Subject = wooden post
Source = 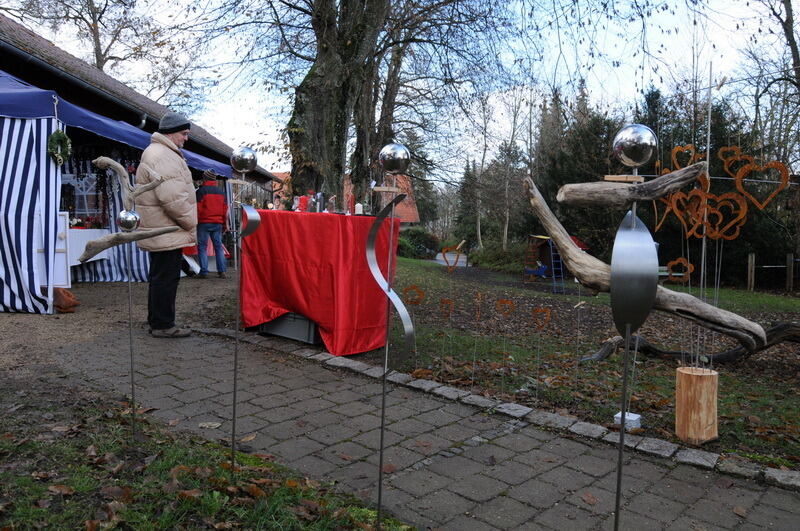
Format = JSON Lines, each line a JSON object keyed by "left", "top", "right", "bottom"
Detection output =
{"left": 675, "top": 367, "right": 718, "bottom": 445}
{"left": 787, "top": 253, "right": 794, "bottom": 292}
{"left": 747, "top": 253, "right": 755, "bottom": 292}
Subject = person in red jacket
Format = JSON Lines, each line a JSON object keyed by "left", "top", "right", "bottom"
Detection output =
{"left": 195, "top": 170, "right": 229, "bottom": 279}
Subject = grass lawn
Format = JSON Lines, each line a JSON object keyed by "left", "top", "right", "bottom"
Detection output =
{"left": 358, "top": 257, "right": 800, "bottom": 469}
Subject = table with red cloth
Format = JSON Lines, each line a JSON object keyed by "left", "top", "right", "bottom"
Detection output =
{"left": 241, "top": 210, "right": 400, "bottom": 356}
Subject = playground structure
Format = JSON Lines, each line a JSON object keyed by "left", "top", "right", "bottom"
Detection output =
{"left": 523, "top": 234, "right": 589, "bottom": 294}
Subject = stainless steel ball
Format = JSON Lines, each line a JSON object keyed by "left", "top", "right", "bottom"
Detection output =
{"left": 612, "top": 124, "right": 658, "bottom": 168}
{"left": 117, "top": 209, "right": 140, "bottom": 232}
{"left": 230, "top": 146, "right": 258, "bottom": 173}
{"left": 378, "top": 143, "right": 411, "bottom": 174}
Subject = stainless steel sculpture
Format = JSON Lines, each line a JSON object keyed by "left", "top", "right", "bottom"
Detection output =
{"left": 228, "top": 152, "right": 262, "bottom": 478}
{"left": 609, "top": 125, "right": 659, "bottom": 531}
{"left": 612, "top": 124, "right": 657, "bottom": 168}
{"left": 369, "top": 142, "right": 415, "bottom": 529}
{"left": 116, "top": 210, "right": 141, "bottom": 232}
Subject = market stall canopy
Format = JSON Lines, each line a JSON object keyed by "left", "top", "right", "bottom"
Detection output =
{"left": 0, "top": 69, "right": 232, "bottom": 177}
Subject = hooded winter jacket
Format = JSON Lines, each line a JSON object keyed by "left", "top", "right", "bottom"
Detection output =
{"left": 135, "top": 133, "right": 197, "bottom": 252}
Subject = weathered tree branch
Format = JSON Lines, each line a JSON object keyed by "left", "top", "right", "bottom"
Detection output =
{"left": 78, "top": 227, "right": 180, "bottom": 262}
{"left": 582, "top": 323, "right": 800, "bottom": 363}
{"left": 523, "top": 176, "right": 767, "bottom": 352}
{"left": 92, "top": 157, "right": 163, "bottom": 211}
{"left": 556, "top": 162, "right": 707, "bottom": 208}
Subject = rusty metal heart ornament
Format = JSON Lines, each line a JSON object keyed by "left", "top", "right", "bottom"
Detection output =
{"left": 670, "top": 189, "right": 707, "bottom": 238}
{"left": 735, "top": 161, "right": 790, "bottom": 210}
{"left": 441, "top": 245, "right": 463, "bottom": 273}
{"left": 703, "top": 192, "right": 748, "bottom": 240}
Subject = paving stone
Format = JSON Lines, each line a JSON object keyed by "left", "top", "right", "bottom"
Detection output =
{"left": 431, "top": 385, "right": 471, "bottom": 400}
{"left": 716, "top": 456, "right": 763, "bottom": 480}
{"left": 683, "top": 498, "right": 748, "bottom": 529}
{"left": 447, "top": 473, "right": 509, "bottom": 502}
{"left": 664, "top": 516, "right": 731, "bottom": 531}
{"left": 325, "top": 357, "right": 371, "bottom": 372}
{"left": 289, "top": 454, "right": 338, "bottom": 476}
{"left": 636, "top": 437, "right": 679, "bottom": 458}
{"left": 495, "top": 402, "right": 533, "bottom": 418}
{"left": 318, "top": 441, "right": 372, "bottom": 464}
{"left": 760, "top": 486, "right": 800, "bottom": 512}
{"left": 404, "top": 489, "right": 475, "bottom": 525}
{"left": 361, "top": 366, "right": 386, "bottom": 378}
{"left": 310, "top": 352, "right": 335, "bottom": 361}
{"left": 564, "top": 454, "right": 618, "bottom": 477}
{"left": 593, "top": 472, "right": 654, "bottom": 499}
{"left": 460, "top": 443, "right": 515, "bottom": 466}
{"left": 743, "top": 503, "right": 800, "bottom": 529}
{"left": 492, "top": 432, "right": 542, "bottom": 453}
{"left": 292, "top": 348, "right": 322, "bottom": 358}
{"left": 386, "top": 372, "right": 413, "bottom": 384}
{"left": 513, "top": 448, "right": 566, "bottom": 474}
{"left": 541, "top": 437, "right": 591, "bottom": 459}
{"left": 470, "top": 494, "right": 540, "bottom": 529}
{"left": 565, "top": 486, "right": 617, "bottom": 515}
{"left": 305, "top": 422, "right": 360, "bottom": 445}
{"left": 602, "top": 511, "right": 666, "bottom": 531}
{"left": 626, "top": 491, "right": 685, "bottom": 522}
{"left": 519, "top": 425, "right": 558, "bottom": 441}
{"left": 389, "top": 417, "right": 435, "bottom": 437}
{"left": 270, "top": 436, "right": 324, "bottom": 461}
{"left": 434, "top": 422, "right": 482, "bottom": 442}
{"left": 415, "top": 407, "right": 462, "bottom": 427}
{"left": 602, "top": 431, "right": 642, "bottom": 449}
{"left": 676, "top": 448, "right": 720, "bottom": 469}
{"left": 534, "top": 501, "right": 601, "bottom": 530}
{"left": 326, "top": 389, "right": 367, "bottom": 404}
{"left": 440, "top": 515, "right": 501, "bottom": 531}
{"left": 647, "top": 477, "right": 707, "bottom": 505}
{"left": 460, "top": 394, "right": 500, "bottom": 409}
{"left": 484, "top": 460, "right": 538, "bottom": 486}
{"left": 538, "top": 465, "right": 596, "bottom": 492}
{"left": 365, "top": 445, "right": 424, "bottom": 470}
{"left": 327, "top": 460, "right": 378, "bottom": 491}
{"left": 526, "top": 410, "right": 577, "bottom": 429}
{"left": 406, "top": 378, "right": 442, "bottom": 392}
{"left": 427, "top": 455, "right": 487, "bottom": 480}
{"left": 331, "top": 401, "right": 377, "bottom": 417}
{"left": 390, "top": 469, "right": 452, "bottom": 497}
{"left": 255, "top": 405, "right": 302, "bottom": 423}
{"left": 569, "top": 421, "right": 608, "bottom": 439}
{"left": 399, "top": 433, "right": 452, "bottom": 456}
{"left": 351, "top": 427, "right": 404, "bottom": 450}
{"left": 764, "top": 467, "right": 800, "bottom": 491}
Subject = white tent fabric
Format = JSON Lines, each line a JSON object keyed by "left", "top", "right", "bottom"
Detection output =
{"left": 0, "top": 116, "right": 60, "bottom": 313}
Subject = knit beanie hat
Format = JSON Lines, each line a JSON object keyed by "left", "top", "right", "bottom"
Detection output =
{"left": 158, "top": 111, "right": 191, "bottom": 134}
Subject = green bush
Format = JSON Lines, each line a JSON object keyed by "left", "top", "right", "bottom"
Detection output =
{"left": 400, "top": 227, "right": 439, "bottom": 259}
{"left": 468, "top": 242, "right": 527, "bottom": 273}
{"left": 397, "top": 237, "right": 417, "bottom": 258}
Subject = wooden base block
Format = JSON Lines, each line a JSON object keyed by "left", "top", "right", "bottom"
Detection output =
{"left": 675, "top": 367, "right": 718, "bottom": 445}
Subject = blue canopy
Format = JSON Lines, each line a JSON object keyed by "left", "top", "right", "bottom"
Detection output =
{"left": 0, "top": 70, "right": 232, "bottom": 177}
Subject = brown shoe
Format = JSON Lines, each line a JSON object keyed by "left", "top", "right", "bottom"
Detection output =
{"left": 150, "top": 327, "right": 191, "bottom": 338}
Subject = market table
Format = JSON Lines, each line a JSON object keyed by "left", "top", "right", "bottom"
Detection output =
{"left": 241, "top": 210, "right": 399, "bottom": 356}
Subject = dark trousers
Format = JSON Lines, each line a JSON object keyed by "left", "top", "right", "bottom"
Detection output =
{"left": 148, "top": 248, "right": 183, "bottom": 330}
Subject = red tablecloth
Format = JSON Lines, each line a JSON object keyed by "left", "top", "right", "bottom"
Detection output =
{"left": 241, "top": 210, "right": 399, "bottom": 356}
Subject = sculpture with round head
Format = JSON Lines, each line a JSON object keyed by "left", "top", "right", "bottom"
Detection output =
{"left": 612, "top": 124, "right": 658, "bottom": 168}
{"left": 117, "top": 210, "right": 141, "bottom": 232}
{"left": 231, "top": 146, "right": 258, "bottom": 173}
{"left": 378, "top": 143, "right": 411, "bottom": 174}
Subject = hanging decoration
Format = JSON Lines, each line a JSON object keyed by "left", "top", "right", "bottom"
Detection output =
{"left": 734, "top": 161, "right": 790, "bottom": 210}
{"left": 47, "top": 129, "right": 72, "bottom": 166}
{"left": 666, "top": 257, "right": 694, "bottom": 283}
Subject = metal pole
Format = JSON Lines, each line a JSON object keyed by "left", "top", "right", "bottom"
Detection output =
{"left": 126, "top": 241, "right": 137, "bottom": 441}
{"left": 614, "top": 324, "right": 632, "bottom": 531}
{"left": 376, "top": 174, "right": 398, "bottom": 531}
{"left": 230, "top": 204, "right": 241, "bottom": 480}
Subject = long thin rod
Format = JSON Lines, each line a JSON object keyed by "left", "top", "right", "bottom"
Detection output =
{"left": 230, "top": 206, "right": 241, "bottom": 480}
{"left": 614, "top": 323, "right": 632, "bottom": 531}
{"left": 376, "top": 175, "right": 398, "bottom": 531}
{"left": 126, "top": 241, "right": 137, "bottom": 441}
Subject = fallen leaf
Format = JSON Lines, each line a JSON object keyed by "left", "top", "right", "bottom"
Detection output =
{"left": 178, "top": 489, "right": 203, "bottom": 500}
{"left": 244, "top": 484, "right": 266, "bottom": 498}
{"left": 36, "top": 499, "right": 51, "bottom": 508}
{"left": 240, "top": 433, "right": 257, "bottom": 443}
{"left": 169, "top": 465, "right": 192, "bottom": 478}
{"left": 162, "top": 478, "right": 181, "bottom": 493}
{"left": 581, "top": 492, "right": 599, "bottom": 506}
{"left": 214, "top": 523, "right": 235, "bottom": 530}
{"left": 231, "top": 497, "right": 255, "bottom": 506}
{"left": 198, "top": 422, "right": 222, "bottom": 429}
{"left": 382, "top": 464, "right": 397, "bottom": 474}
{"left": 194, "top": 467, "right": 213, "bottom": 478}
{"left": 291, "top": 505, "right": 314, "bottom": 520}
{"left": 285, "top": 479, "right": 300, "bottom": 488}
{"left": 85, "top": 445, "right": 98, "bottom": 458}
{"left": 100, "top": 486, "right": 133, "bottom": 503}
{"left": 733, "top": 506, "right": 747, "bottom": 518}
{"left": 168, "top": 419, "right": 180, "bottom": 427}
{"left": 48, "top": 484, "right": 75, "bottom": 495}
{"left": 337, "top": 453, "right": 353, "bottom": 461}
{"left": 31, "top": 471, "right": 53, "bottom": 480}
{"left": 84, "top": 520, "right": 100, "bottom": 531}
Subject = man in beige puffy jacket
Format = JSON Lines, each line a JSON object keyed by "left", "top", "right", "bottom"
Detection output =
{"left": 136, "top": 111, "right": 197, "bottom": 338}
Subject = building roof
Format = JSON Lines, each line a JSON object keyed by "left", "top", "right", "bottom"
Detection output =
{"left": 0, "top": 13, "right": 276, "bottom": 182}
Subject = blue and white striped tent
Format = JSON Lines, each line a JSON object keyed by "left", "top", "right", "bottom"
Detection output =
{"left": 0, "top": 69, "right": 232, "bottom": 313}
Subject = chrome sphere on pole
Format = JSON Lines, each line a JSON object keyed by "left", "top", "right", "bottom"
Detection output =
{"left": 117, "top": 209, "right": 141, "bottom": 232}
{"left": 230, "top": 146, "right": 258, "bottom": 173}
{"left": 612, "top": 124, "right": 658, "bottom": 168}
{"left": 378, "top": 143, "right": 411, "bottom": 174}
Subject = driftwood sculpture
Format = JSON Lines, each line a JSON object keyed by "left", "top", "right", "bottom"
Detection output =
{"left": 77, "top": 157, "right": 178, "bottom": 262}
{"left": 524, "top": 161, "right": 798, "bottom": 362}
